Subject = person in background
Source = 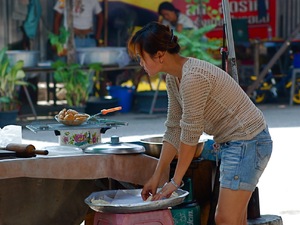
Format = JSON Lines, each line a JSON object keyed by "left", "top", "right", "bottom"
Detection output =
{"left": 53, "top": 0, "right": 104, "bottom": 48}
{"left": 158, "top": 1, "right": 197, "bottom": 32}
{"left": 128, "top": 22, "right": 272, "bottom": 225}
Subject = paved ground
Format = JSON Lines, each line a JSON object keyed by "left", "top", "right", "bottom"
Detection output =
{"left": 18, "top": 103, "right": 300, "bottom": 224}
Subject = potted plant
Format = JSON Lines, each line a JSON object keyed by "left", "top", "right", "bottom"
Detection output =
{"left": 0, "top": 47, "right": 28, "bottom": 127}
{"left": 51, "top": 60, "right": 102, "bottom": 110}
{"left": 48, "top": 27, "right": 70, "bottom": 56}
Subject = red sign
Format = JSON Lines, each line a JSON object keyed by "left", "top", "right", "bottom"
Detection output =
{"left": 172, "top": 0, "right": 276, "bottom": 40}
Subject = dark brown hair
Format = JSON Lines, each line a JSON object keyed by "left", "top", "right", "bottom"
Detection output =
{"left": 127, "top": 21, "right": 180, "bottom": 60}
{"left": 158, "top": 2, "right": 180, "bottom": 15}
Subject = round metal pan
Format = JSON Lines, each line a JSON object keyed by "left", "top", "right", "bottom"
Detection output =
{"left": 85, "top": 188, "right": 189, "bottom": 213}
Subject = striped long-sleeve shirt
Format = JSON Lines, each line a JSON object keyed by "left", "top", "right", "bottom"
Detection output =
{"left": 163, "top": 57, "right": 266, "bottom": 149}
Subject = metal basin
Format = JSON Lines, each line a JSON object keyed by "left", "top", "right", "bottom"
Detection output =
{"left": 6, "top": 50, "right": 40, "bottom": 67}
{"left": 139, "top": 136, "right": 206, "bottom": 159}
{"left": 76, "top": 47, "right": 130, "bottom": 66}
{"left": 85, "top": 188, "right": 189, "bottom": 213}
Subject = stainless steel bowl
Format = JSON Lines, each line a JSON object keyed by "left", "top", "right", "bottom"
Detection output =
{"left": 6, "top": 50, "right": 40, "bottom": 67}
{"left": 139, "top": 136, "right": 206, "bottom": 159}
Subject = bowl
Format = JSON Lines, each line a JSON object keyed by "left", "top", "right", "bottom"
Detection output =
{"left": 55, "top": 115, "right": 90, "bottom": 126}
{"left": 139, "top": 136, "right": 206, "bottom": 159}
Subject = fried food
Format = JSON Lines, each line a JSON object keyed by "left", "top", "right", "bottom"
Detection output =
{"left": 66, "top": 109, "right": 78, "bottom": 115}
{"left": 64, "top": 113, "right": 74, "bottom": 121}
{"left": 56, "top": 108, "right": 90, "bottom": 125}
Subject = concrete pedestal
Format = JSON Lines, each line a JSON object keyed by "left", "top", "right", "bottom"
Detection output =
{"left": 248, "top": 215, "right": 283, "bottom": 225}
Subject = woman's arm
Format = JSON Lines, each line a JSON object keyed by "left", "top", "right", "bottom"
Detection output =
{"left": 176, "top": 24, "right": 183, "bottom": 32}
{"left": 172, "top": 142, "right": 197, "bottom": 185}
{"left": 95, "top": 12, "right": 104, "bottom": 44}
{"left": 141, "top": 141, "right": 177, "bottom": 200}
{"left": 150, "top": 141, "right": 197, "bottom": 201}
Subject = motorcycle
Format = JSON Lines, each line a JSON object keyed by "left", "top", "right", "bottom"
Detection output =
{"left": 250, "top": 69, "right": 278, "bottom": 104}
{"left": 250, "top": 68, "right": 300, "bottom": 104}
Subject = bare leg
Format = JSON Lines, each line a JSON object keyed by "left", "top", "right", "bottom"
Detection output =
{"left": 215, "top": 187, "right": 252, "bottom": 225}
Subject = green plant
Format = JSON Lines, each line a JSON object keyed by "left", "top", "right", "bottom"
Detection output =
{"left": 0, "top": 47, "right": 27, "bottom": 111}
{"left": 176, "top": 24, "right": 222, "bottom": 65}
{"left": 52, "top": 61, "right": 102, "bottom": 107}
{"left": 186, "top": 0, "right": 221, "bottom": 20}
{"left": 49, "top": 27, "right": 70, "bottom": 56}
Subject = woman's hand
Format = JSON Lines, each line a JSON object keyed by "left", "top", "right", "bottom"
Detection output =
{"left": 152, "top": 181, "right": 178, "bottom": 201}
{"left": 141, "top": 176, "right": 160, "bottom": 201}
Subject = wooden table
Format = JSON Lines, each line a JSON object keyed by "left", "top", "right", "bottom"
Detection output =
{"left": 0, "top": 152, "right": 168, "bottom": 225}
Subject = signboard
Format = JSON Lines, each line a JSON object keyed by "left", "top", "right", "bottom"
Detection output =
{"left": 172, "top": 0, "right": 277, "bottom": 40}
{"left": 103, "top": 0, "right": 277, "bottom": 41}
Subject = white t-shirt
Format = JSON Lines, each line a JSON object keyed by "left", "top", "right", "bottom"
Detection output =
{"left": 54, "top": 0, "right": 102, "bottom": 30}
{"left": 162, "top": 13, "right": 197, "bottom": 30}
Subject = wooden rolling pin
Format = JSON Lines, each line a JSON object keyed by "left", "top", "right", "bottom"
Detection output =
{"left": 0, "top": 143, "right": 49, "bottom": 157}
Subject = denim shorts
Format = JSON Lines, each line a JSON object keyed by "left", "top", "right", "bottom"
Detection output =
{"left": 219, "top": 127, "right": 272, "bottom": 191}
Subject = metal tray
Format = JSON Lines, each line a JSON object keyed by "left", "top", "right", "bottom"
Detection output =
{"left": 85, "top": 188, "right": 189, "bottom": 213}
{"left": 26, "top": 119, "right": 128, "bottom": 133}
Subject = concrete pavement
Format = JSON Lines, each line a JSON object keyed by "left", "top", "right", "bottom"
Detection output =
{"left": 19, "top": 103, "right": 300, "bottom": 224}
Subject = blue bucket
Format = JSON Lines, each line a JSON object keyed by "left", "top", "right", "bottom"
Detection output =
{"left": 107, "top": 86, "right": 134, "bottom": 113}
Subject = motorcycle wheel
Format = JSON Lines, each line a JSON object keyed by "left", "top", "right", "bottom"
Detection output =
{"left": 254, "top": 93, "right": 266, "bottom": 103}
{"left": 293, "top": 89, "right": 300, "bottom": 104}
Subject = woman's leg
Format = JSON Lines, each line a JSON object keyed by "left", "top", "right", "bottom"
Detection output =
{"left": 215, "top": 187, "right": 252, "bottom": 225}
{"left": 215, "top": 128, "right": 272, "bottom": 225}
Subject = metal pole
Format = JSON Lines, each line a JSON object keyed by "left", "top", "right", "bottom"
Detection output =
{"left": 254, "top": 39, "right": 260, "bottom": 79}
{"left": 222, "top": 0, "right": 239, "bottom": 83}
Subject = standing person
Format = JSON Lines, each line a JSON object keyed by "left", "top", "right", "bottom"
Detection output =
{"left": 158, "top": 1, "right": 197, "bottom": 32}
{"left": 53, "top": 0, "right": 104, "bottom": 48}
{"left": 127, "top": 21, "right": 272, "bottom": 225}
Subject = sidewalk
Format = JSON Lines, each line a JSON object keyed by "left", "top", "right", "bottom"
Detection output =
{"left": 20, "top": 103, "right": 300, "bottom": 224}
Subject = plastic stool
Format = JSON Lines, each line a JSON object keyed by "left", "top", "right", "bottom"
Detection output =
{"left": 93, "top": 209, "right": 174, "bottom": 225}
